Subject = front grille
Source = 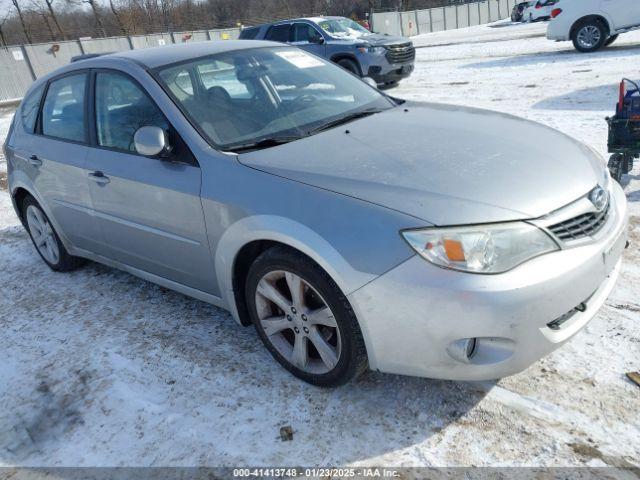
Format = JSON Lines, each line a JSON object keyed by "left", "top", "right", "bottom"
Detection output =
{"left": 548, "top": 202, "right": 610, "bottom": 241}
{"left": 385, "top": 43, "right": 415, "bottom": 64}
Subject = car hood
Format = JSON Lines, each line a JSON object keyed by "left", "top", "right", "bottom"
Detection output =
{"left": 330, "top": 32, "right": 409, "bottom": 46}
{"left": 238, "top": 102, "right": 606, "bottom": 226}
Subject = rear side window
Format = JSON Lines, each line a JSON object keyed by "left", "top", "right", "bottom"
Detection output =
{"left": 21, "top": 84, "right": 45, "bottom": 133}
{"left": 41, "top": 73, "right": 87, "bottom": 143}
{"left": 240, "top": 27, "right": 260, "bottom": 40}
{"left": 95, "top": 72, "right": 168, "bottom": 153}
{"left": 265, "top": 24, "right": 292, "bottom": 42}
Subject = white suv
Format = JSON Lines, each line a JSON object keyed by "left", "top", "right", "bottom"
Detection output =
{"left": 547, "top": 0, "right": 640, "bottom": 52}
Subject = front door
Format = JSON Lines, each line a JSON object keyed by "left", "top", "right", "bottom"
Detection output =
{"left": 85, "top": 70, "right": 215, "bottom": 293}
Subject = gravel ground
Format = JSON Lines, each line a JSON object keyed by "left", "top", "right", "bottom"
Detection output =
{"left": 0, "top": 21, "right": 638, "bottom": 468}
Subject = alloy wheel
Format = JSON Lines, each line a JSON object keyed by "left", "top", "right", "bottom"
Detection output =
{"left": 26, "top": 205, "right": 60, "bottom": 265}
{"left": 254, "top": 270, "right": 341, "bottom": 375}
{"left": 577, "top": 25, "right": 602, "bottom": 49}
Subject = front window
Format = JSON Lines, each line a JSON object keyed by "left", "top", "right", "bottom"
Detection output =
{"left": 317, "top": 18, "right": 371, "bottom": 38}
{"left": 95, "top": 72, "right": 168, "bottom": 152}
{"left": 156, "top": 47, "right": 394, "bottom": 152}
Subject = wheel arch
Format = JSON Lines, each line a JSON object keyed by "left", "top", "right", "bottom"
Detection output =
{"left": 214, "top": 215, "right": 379, "bottom": 328}
{"left": 9, "top": 180, "right": 73, "bottom": 252}
{"left": 329, "top": 54, "right": 362, "bottom": 76}
{"left": 11, "top": 186, "right": 32, "bottom": 225}
{"left": 570, "top": 14, "right": 611, "bottom": 38}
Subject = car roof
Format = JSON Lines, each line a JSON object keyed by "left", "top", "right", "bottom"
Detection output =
{"left": 106, "top": 40, "right": 282, "bottom": 69}
{"left": 271, "top": 16, "right": 343, "bottom": 25}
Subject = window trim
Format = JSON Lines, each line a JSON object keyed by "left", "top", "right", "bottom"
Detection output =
{"left": 36, "top": 69, "right": 91, "bottom": 146}
{"left": 88, "top": 67, "right": 198, "bottom": 166}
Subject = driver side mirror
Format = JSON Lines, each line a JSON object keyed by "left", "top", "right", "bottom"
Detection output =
{"left": 134, "top": 126, "right": 171, "bottom": 157}
{"left": 310, "top": 36, "right": 325, "bottom": 45}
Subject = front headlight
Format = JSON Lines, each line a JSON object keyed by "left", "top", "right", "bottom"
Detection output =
{"left": 401, "top": 222, "right": 559, "bottom": 274}
{"left": 368, "top": 46, "right": 387, "bottom": 54}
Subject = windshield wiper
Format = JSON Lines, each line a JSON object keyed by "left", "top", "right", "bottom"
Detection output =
{"left": 225, "top": 135, "right": 304, "bottom": 153}
{"left": 307, "top": 108, "right": 383, "bottom": 135}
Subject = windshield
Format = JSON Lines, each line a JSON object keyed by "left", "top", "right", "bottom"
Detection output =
{"left": 156, "top": 47, "right": 394, "bottom": 151}
{"left": 317, "top": 18, "right": 371, "bottom": 38}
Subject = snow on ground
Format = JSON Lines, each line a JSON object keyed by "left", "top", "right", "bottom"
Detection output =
{"left": 0, "top": 21, "right": 639, "bottom": 468}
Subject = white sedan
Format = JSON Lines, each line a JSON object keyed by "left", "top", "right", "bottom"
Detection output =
{"left": 523, "top": 0, "right": 558, "bottom": 22}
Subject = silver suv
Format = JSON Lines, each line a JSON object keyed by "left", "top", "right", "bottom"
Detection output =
{"left": 240, "top": 17, "right": 415, "bottom": 88}
{"left": 4, "top": 41, "right": 627, "bottom": 387}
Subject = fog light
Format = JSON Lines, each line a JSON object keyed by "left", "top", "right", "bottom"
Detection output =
{"left": 447, "top": 338, "right": 478, "bottom": 364}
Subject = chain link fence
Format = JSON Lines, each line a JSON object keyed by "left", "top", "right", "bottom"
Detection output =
{"left": 371, "top": 0, "right": 516, "bottom": 36}
{"left": 0, "top": 27, "right": 241, "bottom": 105}
{"left": 0, "top": 1, "right": 517, "bottom": 105}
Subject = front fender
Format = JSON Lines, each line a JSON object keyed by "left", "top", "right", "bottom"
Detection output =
{"left": 214, "top": 214, "right": 380, "bottom": 324}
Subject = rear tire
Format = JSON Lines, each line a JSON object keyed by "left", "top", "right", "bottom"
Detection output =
{"left": 572, "top": 19, "right": 608, "bottom": 52}
{"left": 21, "top": 195, "right": 85, "bottom": 272}
{"left": 605, "top": 34, "right": 619, "bottom": 47}
{"left": 336, "top": 58, "right": 361, "bottom": 77}
{"left": 608, "top": 154, "right": 624, "bottom": 183}
{"left": 245, "top": 246, "right": 368, "bottom": 387}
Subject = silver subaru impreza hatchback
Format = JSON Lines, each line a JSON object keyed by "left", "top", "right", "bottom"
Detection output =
{"left": 4, "top": 41, "right": 628, "bottom": 386}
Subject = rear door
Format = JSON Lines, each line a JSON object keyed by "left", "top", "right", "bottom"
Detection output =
{"left": 602, "top": 0, "right": 640, "bottom": 29}
{"left": 85, "top": 69, "right": 215, "bottom": 292}
{"left": 27, "top": 71, "right": 103, "bottom": 252}
{"left": 291, "top": 22, "right": 327, "bottom": 57}
{"left": 264, "top": 23, "right": 293, "bottom": 44}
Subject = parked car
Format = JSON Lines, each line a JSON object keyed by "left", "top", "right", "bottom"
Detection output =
{"left": 239, "top": 16, "right": 415, "bottom": 89}
{"left": 547, "top": 0, "right": 640, "bottom": 52}
{"left": 511, "top": 1, "right": 533, "bottom": 22}
{"left": 523, "top": 0, "right": 558, "bottom": 22}
{"left": 4, "top": 41, "right": 628, "bottom": 387}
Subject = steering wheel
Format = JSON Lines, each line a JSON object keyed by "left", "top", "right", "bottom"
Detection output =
{"left": 288, "top": 93, "right": 318, "bottom": 110}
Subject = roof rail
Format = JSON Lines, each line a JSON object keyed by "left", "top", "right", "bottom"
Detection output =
{"left": 70, "top": 53, "right": 113, "bottom": 63}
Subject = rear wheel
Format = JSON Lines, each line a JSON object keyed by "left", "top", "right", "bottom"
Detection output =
{"left": 246, "top": 247, "right": 368, "bottom": 387}
{"left": 608, "top": 154, "right": 625, "bottom": 183}
{"left": 572, "top": 19, "right": 608, "bottom": 52}
{"left": 22, "top": 196, "right": 85, "bottom": 271}
{"left": 605, "top": 34, "right": 619, "bottom": 47}
{"left": 336, "top": 58, "right": 361, "bottom": 77}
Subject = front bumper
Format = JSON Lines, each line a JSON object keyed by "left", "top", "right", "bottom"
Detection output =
{"left": 366, "top": 61, "right": 414, "bottom": 85}
{"left": 348, "top": 182, "right": 628, "bottom": 380}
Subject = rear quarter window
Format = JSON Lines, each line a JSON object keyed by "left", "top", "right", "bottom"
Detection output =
{"left": 240, "top": 27, "right": 260, "bottom": 40}
{"left": 20, "top": 83, "right": 45, "bottom": 134}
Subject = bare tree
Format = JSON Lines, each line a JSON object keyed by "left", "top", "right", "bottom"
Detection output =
{"left": 11, "top": 0, "right": 32, "bottom": 43}
{"left": 67, "top": 0, "right": 106, "bottom": 37}
{"left": 109, "top": 0, "right": 128, "bottom": 35}
{"left": 44, "top": 0, "right": 67, "bottom": 39}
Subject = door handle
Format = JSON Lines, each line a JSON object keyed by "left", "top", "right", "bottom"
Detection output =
{"left": 29, "top": 155, "right": 43, "bottom": 167}
{"left": 89, "top": 171, "right": 110, "bottom": 185}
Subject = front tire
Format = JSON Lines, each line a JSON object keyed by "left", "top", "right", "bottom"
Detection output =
{"left": 336, "top": 58, "right": 361, "bottom": 77}
{"left": 572, "top": 19, "right": 608, "bottom": 52}
{"left": 245, "top": 247, "right": 368, "bottom": 387}
{"left": 22, "top": 196, "right": 85, "bottom": 271}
